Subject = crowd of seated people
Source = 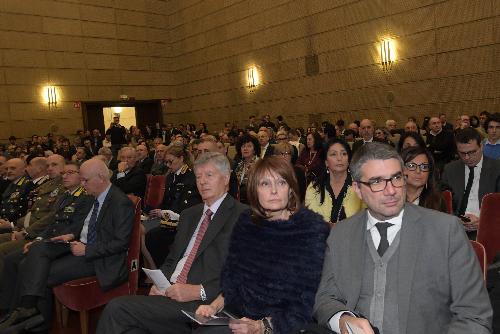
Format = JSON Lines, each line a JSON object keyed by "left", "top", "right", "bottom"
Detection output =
{"left": 0, "top": 111, "right": 497, "bottom": 333}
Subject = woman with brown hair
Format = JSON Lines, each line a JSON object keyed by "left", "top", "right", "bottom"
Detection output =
{"left": 400, "top": 146, "right": 447, "bottom": 212}
{"left": 194, "top": 156, "right": 329, "bottom": 334}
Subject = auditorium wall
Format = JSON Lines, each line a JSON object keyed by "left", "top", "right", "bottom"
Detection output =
{"left": 0, "top": 0, "right": 173, "bottom": 140}
{"left": 166, "top": 0, "right": 500, "bottom": 130}
{"left": 0, "top": 0, "right": 499, "bottom": 139}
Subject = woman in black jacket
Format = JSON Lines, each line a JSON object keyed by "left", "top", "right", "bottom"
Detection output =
{"left": 194, "top": 157, "right": 329, "bottom": 334}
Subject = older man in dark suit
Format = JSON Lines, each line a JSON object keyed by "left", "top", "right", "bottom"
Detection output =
{"left": 0, "top": 158, "right": 134, "bottom": 332}
{"left": 97, "top": 152, "right": 247, "bottom": 334}
{"left": 313, "top": 142, "right": 491, "bottom": 334}
{"left": 111, "top": 147, "right": 146, "bottom": 199}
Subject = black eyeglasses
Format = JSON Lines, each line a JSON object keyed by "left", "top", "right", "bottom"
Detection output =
{"left": 358, "top": 173, "right": 405, "bottom": 192}
{"left": 405, "top": 162, "right": 430, "bottom": 172}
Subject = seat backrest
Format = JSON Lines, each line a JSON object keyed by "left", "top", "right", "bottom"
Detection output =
{"left": 442, "top": 190, "right": 453, "bottom": 214}
{"left": 470, "top": 240, "right": 487, "bottom": 281}
{"left": 477, "top": 193, "right": 500, "bottom": 265}
{"left": 143, "top": 174, "right": 166, "bottom": 208}
{"left": 126, "top": 195, "right": 142, "bottom": 295}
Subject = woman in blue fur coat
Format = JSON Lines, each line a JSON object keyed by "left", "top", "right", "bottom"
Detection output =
{"left": 195, "top": 157, "right": 330, "bottom": 334}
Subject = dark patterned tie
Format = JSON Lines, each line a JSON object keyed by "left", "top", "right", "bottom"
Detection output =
{"left": 86, "top": 200, "right": 100, "bottom": 245}
{"left": 376, "top": 222, "right": 393, "bottom": 256}
{"left": 458, "top": 166, "right": 475, "bottom": 216}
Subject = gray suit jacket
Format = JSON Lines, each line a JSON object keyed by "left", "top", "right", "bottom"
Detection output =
{"left": 161, "top": 194, "right": 247, "bottom": 302}
{"left": 313, "top": 203, "right": 492, "bottom": 334}
{"left": 441, "top": 156, "right": 500, "bottom": 214}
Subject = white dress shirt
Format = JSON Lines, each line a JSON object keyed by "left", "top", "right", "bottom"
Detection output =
{"left": 80, "top": 184, "right": 111, "bottom": 244}
{"left": 170, "top": 193, "right": 227, "bottom": 283}
{"left": 465, "top": 156, "right": 483, "bottom": 217}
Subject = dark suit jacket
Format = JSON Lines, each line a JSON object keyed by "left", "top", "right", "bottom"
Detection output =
{"left": 112, "top": 165, "right": 147, "bottom": 200}
{"left": 82, "top": 185, "right": 135, "bottom": 291}
{"left": 351, "top": 139, "right": 365, "bottom": 154}
{"left": 313, "top": 203, "right": 492, "bottom": 333}
{"left": 161, "top": 195, "right": 247, "bottom": 302}
{"left": 261, "top": 144, "right": 275, "bottom": 158}
{"left": 441, "top": 156, "right": 500, "bottom": 214}
{"left": 138, "top": 157, "right": 154, "bottom": 174}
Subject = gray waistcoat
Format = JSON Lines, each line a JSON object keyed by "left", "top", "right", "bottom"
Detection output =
{"left": 356, "top": 231, "right": 401, "bottom": 334}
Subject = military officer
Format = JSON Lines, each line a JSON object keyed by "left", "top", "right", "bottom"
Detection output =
{"left": 0, "top": 159, "right": 33, "bottom": 229}
{"left": 0, "top": 155, "right": 66, "bottom": 273}
{"left": 0, "top": 162, "right": 94, "bottom": 308}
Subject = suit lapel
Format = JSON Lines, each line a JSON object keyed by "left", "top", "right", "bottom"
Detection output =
{"left": 478, "top": 158, "right": 491, "bottom": 205}
{"left": 96, "top": 186, "right": 113, "bottom": 228}
{"left": 347, "top": 211, "right": 368, "bottom": 309}
{"left": 454, "top": 161, "right": 466, "bottom": 206}
{"left": 195, "top": 196, "right": 234, "bottom": 260}
{"left": 397, "top": 204, "right": 422, "bottom": 334}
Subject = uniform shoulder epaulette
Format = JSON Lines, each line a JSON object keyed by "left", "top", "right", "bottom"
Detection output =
{"left": 179, "top": 164, "right": 190, "bottom": 174}
{"left": 73, "top": 186, "right": 85, "bottom": 197}
{"left": 16, "top": 176, "right": 29, "bottom": 186}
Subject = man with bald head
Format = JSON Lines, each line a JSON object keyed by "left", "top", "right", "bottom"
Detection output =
{"left": 0, "top": 158, "right": 135, "bottom": 332}
{"left": 352, "top": 119, "right": 375, "bottom": 153}
{"left": 0, "top": 159, "right": 32, "bottom": 228}
{"left": 426, "top": 116, "right": 456, "bottom": 171}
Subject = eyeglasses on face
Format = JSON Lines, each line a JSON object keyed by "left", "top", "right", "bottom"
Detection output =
{"left": 457, "top": 149, "right": 479, "bottom": 157}
{"left": 405, "top": 162, "right": 430, "bottom": 172}
{"left": 358, "top": 173, "right": 405, "bottom": 192}
{"left": 62, "top": 170, "right": 79, "bottom": 176}
{"left": 277, "top": 152, "right": 291, "bottom": 156}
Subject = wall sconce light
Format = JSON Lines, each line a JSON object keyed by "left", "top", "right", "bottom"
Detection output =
{"left": 380, "top": 39, "right": 395, "bottom": 71}
{"left": 247, "top": 66, "right": 260, "bottom": 91}
{"left": 46, "top": 86, "right": 58, "bottom": 109}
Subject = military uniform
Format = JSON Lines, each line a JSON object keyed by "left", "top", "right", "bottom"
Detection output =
{"left": 0, "top": 186, "right": 93, "bottom": 275}
{"left": 145, "top": 164, "right": 202, "bottom": 267}
{"left": 0, "top": 176, "right": 33, "bottom": 225}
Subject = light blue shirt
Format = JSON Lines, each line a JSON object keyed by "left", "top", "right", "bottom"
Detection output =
{"left": 80, "top": 184, "right": 112, "bottom": 244}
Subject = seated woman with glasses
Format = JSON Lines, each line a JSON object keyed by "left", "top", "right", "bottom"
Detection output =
{"left": 305, "top": 139, "right": 364, "bottom": 224}
{"left": 194, "top": 157, "right": 329, "bottom": 334}
{"left": 144, "top": 144, "right": 202, "bottom": 267}
{"left": 233, "top": 134, "right": 260, "bottom": 204}
{"left": 273, "top": 142, "right": 306, "bottom": 203}
{"left": 400, "top": 146, "right": 447, "bottom": 212}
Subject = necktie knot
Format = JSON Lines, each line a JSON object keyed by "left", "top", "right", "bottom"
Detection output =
{"left": 205, "top": 209, "right": 213, "bottom": 219}
{"left": 375, "top": 222, "right": 393, "bottom": 257}
{"left": 375, "top": 222, "right": 393, "bottom": 235}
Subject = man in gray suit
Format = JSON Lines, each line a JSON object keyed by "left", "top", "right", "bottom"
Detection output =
{"left": 313, "top": 142, "right": 492, "bottom": 334}
{"left": 97, "top": 152, "right": 247, "bottom": 334}
{"left": 441, "top": 128, "right": 500, "bottom": 239}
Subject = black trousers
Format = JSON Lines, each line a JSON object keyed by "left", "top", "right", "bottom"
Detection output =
{"left": 97, "top": 295, "right": 199, "bottom": 334}
{"left": 145, "top": 227, "right": 177, "bottom": 267}
{"left": 0, "top": 241, "right": 95, "bottom": 326}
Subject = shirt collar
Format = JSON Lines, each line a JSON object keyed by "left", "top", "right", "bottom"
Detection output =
{"left": 364, "top": 137, "right": 373, "bottom": 143}
{"left": 203, "top": 193, "right": 228, "bottom": 216}
{"left": 366, "top": 208, "right": 404, "bottom": 231}
{"left": 485, "top": 138, "right": 500, "bottom": 145}
{"left": 96, "top": 184, "right": 112, "bottom": 207}
{"left": 32, "top": 175, "right": 49, "bottom": 185}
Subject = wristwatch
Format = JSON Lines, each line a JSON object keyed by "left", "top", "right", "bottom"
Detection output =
{"left": 262, "top": 318, "right": 273, "bottom": 334}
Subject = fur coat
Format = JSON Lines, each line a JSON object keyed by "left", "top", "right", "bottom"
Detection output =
{"left": 221, "top": 207, "right": 330, "bottom": 333}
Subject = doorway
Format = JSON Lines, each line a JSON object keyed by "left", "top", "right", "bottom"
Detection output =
{"left": 82, "top": 100, "right": 163, "bottom": 137}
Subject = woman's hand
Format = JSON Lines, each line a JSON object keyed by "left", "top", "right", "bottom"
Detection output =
{"left": 229, "top": 317, "right": 263, "bottom": 334}
{"left": 195, "top": 304, "right": 218, "bottom": 317}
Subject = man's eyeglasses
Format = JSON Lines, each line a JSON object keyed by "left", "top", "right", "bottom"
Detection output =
{"left": 405, "top": 162, "right": 430, "bottom": 172}
{"left": 358, "top": 174, "right": 405, "bottom": 192}
{"left": 277, "top": 152, "right": 291, "bottom": 156}
{"left": 165, "top": 159, "right": 174, "bottom": 164}
{"left": 62, "top": 170, "right": 79, "bottom": 176}
{"left": 457, "top": 149, "right": 479, "bottom": 157}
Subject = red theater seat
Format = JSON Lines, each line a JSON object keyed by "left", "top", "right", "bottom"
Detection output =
{"left": 470, "top": 240, "right": 487, "bottom": 281}
{"left": 442, "top": 190, "right": 453, "bottom": 215}
{"left": 53, "top": 195, "right": 142, "bottom": 334}
{"left": 476, "top": 193, "right": 500, "bottom": 265}
{"left": 143, "top": 174, "right": 166, "bottom": 208}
